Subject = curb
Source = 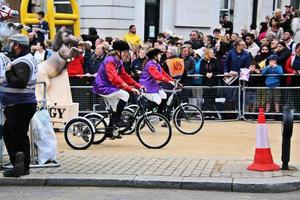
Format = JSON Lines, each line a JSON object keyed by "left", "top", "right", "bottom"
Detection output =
{"left": 1, "top": 174, "right": 300, "bottom": 193}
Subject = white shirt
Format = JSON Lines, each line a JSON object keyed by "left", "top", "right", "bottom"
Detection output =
{"left": 34, "top": 50, "right": 46, "bottom": 65}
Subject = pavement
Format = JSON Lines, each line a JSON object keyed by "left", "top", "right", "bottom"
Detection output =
{"left": 1, "top": 121, "right": 300, "bottom": 193}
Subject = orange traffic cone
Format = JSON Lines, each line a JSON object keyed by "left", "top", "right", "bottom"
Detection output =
{"left": 247, "top": 108, "right": 280, "bottom": 171}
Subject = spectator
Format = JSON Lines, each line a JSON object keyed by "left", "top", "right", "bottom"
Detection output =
{"left": 267, "top": 18, "right": 284, "bottom": 40}
{"left": 81, "top": 27, "right": 100, "bottom": 50}
{"left": 180, "top": 45, "right": 195, "bottom": 85}
{"left": 86, "top": 43, "right": 108, "bottom": 77}
{"left": 257, "top": 22, "right": 268, "bottom": 41}
{"left": 44, "top": 39, "right": 53, "bottom": 54}
{"left": 161, "top": 46, "right": 185, "bottom": 119}
{"left": 245, "top": 33, "right": 260, "bottom": 58}
{"left": 276, "top": 41, "right": 291, "bottom": 68}
{"left": 190, "top": 48, "right": 204, "bottom": 108}
{"left": 67, "top": 42, "right": 85, "bottom": 85}
{"left": 130, "top": 47, "right": 147, "bottom": 82}
{"left": 124, "top": 25, "right": 142, "bottom": 47}
{"left": 221, "top": 14, "right": 233, "bottom": 35}
{"left": 33, "top": 41, "right": 50, "bottom": 64}
{"left": 33, "top": 11, "right": 49, "bottom": 43}
{"left": 229, "top": 33, "right": 239, "bottom": 48}
{"left": 285, "top": 43, "right": 300, "bottom": 113}
{"left": 283, "top": 30, "right": 296, "bottom": 53}
{"left": 95, "top": 38, "right": 104, "bottom": 47}
{"left": 255, "top": 45, "right": 271, "bottom": 69}
{"left": 215, "top": 36, "right": 230, "bottom": 69}
{"left": 260, "top": 37, "right": 272, "bottom": 47}
{"left": 213, "top": 28, "right": 221, "bottom": 39}
{"left": 204, "top": 35, "right": 216, "bottom": 49}
{"left": 285, "top": 42, "right": 300, "bottom": 86}
{"left": 224, "top": 39, "right": 251, "bottom": 77}
{"left": 291, "top": 10, "right": 300, "bottom": 43}
{"left": 188, "top": 30, "right": 204, "bottom": 49}
{"left": 261, "top": 54, "right": 283, "bottom": 115}
{"left": 280, "top": 5, "right": 294, "bottom": 32}
{"left": 270, "top": 39, "right": 279, "bottom": 53}
{"left": 246, "top": 61, "right": 261, "bottom": 113}
{"left": 1, "top": 34, "right": 38, "bottom": 177}
{"left": 201, "top": 48, "right": 221, "bottom": 112}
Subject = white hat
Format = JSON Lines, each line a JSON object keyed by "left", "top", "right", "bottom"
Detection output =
{"left": 84, "top": 40, "right": 92, "bottom": 47}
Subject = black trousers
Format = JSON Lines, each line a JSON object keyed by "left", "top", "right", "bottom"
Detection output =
{"left": 2, "top": 103, "right": 37, "bottom": 170}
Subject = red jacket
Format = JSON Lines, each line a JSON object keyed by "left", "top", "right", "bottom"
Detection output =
{"left": 285, "top": 54, "right": 295, "bottom": 86}
{"left": 67, "top": 54, "right": 84, "bottom": 77}
{"left": 106, "top": 60, "right": 141, "bottom": 92}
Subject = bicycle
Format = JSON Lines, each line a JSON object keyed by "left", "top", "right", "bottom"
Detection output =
{"left": 164, "top": 81, "right": 204, "bottom": 135}
{"left": 122, "top": 82, "right": 204, "bottom": 135}
{"left": 64, "top": 89, "right": 172, "bottom": 149}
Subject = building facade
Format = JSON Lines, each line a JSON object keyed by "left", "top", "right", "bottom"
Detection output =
{"left": 8, "top": 0, "right": 300, "bottom": 41}
{"left": 77, "top": 0, "right": 299, "bottom": 41}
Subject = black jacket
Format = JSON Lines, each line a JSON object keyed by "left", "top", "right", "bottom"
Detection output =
{"left": 200, "top": 58, "right": 221, "bottom": 86}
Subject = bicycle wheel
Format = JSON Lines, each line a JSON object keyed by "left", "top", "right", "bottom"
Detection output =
{"left": 84, "top": 113, "right": 107, "bottom": 144}
{"left": 173, "top": 104, "right": 204, "bottom": 135}
{"left": 64, "top": 117, "right": 95, "bottom": 150}
{"left": 136, "top": 113, "right": 172, "bottom": 149}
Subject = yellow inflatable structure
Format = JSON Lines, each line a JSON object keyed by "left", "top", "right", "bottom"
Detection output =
{"left": 20, "top": 0, "right": 80, "bottom": 40}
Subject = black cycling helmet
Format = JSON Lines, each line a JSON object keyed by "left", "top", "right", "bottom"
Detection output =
{"left": 146, "top": 48, "right": 162, "bottom": 58}
{"left": 112, "top": 40, "right": 130, "bottom": 51}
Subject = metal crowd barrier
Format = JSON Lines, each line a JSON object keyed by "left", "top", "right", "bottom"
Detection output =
{"left": 1, "top": 82, "right": 60, "bottom": 169}
{"left": 70, "top": 85, "right": 241, "bottom": 120}
{"left": 70, "top": 73, "right": 300, "bottom": 122}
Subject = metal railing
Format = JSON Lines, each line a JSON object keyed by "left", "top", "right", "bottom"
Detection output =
{"left": 70, "top": 73, "right": 300, "bottom": 121}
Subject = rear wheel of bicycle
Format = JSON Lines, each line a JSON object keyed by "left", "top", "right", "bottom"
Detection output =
{"left": 84, "top": 113, "right": 107, "bottom": 144}
{"left": 173, "top": 104, "right": 204, "bottom": 135}
{"left": 136, "top": 113, "right": 172, "bottom": 149}
{"left": 64, "top": 117, "right": 95, "bottom": 150}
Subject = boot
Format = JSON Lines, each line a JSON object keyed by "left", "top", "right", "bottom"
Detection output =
{"left": 115, "top": 100, "right": 129, "bottom": 128}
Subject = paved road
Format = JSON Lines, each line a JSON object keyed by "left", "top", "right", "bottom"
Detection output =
{"left": 1, "top": 186, "right": 300, "bottom": 200}
{"left": 57, "top": 121, "right": 300, "bottom": 165}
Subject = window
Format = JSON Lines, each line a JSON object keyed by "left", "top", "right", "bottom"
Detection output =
{"left": 291, "top": 0, "right": 299, "bottom": 9}
{"left": 220, "top": 0, "right": 234, "bottom": 23}
{"left": 54, "top": 0, "right": 72, "bottom": 13}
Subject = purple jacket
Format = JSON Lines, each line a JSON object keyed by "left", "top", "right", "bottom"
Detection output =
{"left": 93, "top": 56, "right": 121, "bottom": 95}
{"left": 139, "top": 60, "right": 162, "bottom": 93}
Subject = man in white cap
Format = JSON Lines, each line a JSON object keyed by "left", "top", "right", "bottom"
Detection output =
{"left": 0, "top": 34, "right": 38, "bottom": 177}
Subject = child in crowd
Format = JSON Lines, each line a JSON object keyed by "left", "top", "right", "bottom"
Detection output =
{"left": 261, "top": 54, "right": 283, "bottom": 116}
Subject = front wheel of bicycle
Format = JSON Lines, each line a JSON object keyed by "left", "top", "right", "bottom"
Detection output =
{"left": 136, "top": 113, "right": 172, "bottom": 149}
{"left": 64, "top": 117, "right": 95, "bottom": 150}
{"left": 173, "top": 104, "right": 204, "bottom": 135}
